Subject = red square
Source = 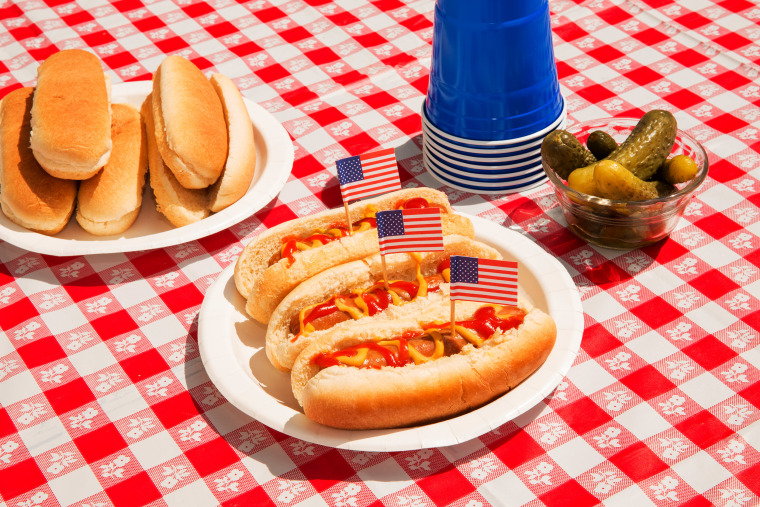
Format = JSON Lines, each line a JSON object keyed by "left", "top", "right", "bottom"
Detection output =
{"left": 539, "top": 229, "right": 586, "bottom": 257}
{"left": 119, "top": 349, "right": 169, "bottom": 383}
{"left": 554, "top": 22, "right": 588, "bottom": 42}
{"left": 256, "top": 62, "right": 291, "bottom": 84}
{"left": 682, "top": 336, "right": 737, "bottom": 371}
{"left": 739, "top": 382, "right": 760, "bottom": 409}
{"left": 0, "top": 458, "right": 46, "bottom": 500}
{"left": 90, "top": 310, "right": 139, "bottom": 341}
{"left": 586, "top": 46, "right": 626, "bottom": 64}
{"left": 620, "top": 365, "right": 676, "bottom": 400}
{"left": 632, "top": 27, "right": 669, "bottom": 45}
{"left": 497, "top": 196, "right": 543, "bottom": 224}
{"left": 642, "top": 239, "right": 689, "bottom": 264}
{"left": 597, "top": 6, "right": 631, "bottom": 25}
{"left": 223, "top": 487, "right": 275, "bottom": 507}
{"left": 626, "top": 66, "right": 662, "bottom": 86}
{"left": 665, "top": 89, "right": 704, "bottom": 110}
{"left": 630, "top": 297, "right": 682, "bottom": 329}
{"left": 354, "top": 32, "right": 387, "bottom": 47}
{"left": 671, "top": 48, "right": 709, "bottom": 67}
{"left": 363, "top": 91, "right": 397, "bottom": 109}
{"left": 491, "top": 429, "right": 545, "bottom": 468}
{"left": 689, "top": 269, "right": 740, "bottom": 299}
{"left": 45, "top": 378, "right": 96, "bottom": 415}
{"left": 17, "top": 336, "right": 66, "bottom": 369}
{"left": 582, "top": 261, "right": 631, "bottom": 289}
{"left": 305, "top": 47, "right": 340, "bottom": 65}
{"left": 181, "top": 2, "right": 214, "bottom": 16}
{"left": 736, "top": 462, "right": 760, "bottom": 496}
{"left": 418, "top": 465, "right": 475, "bottom": 505}
{"left": 712, "top": 70, "right": 752, "bottom": 92}
{"left": 576, "top": 84, "right": 616, "bottom": 102}
{"left": 678, "top": 496, "right": 712, "bottom": 507}
{"left": 555, "top": 398, "right": 612, "bottom": 435}
{"left": 105, "top": 471, "right": 161, "bottom": 507}
{"left": 132, "top": 16, "right": 164, "bottom": 32}
{"left": 278, "top": 26, "right": 311, "bottom": 43}
{"left": 160, "top": 284, "right": 204, "bottom": 314}
{"left": 581, "top": 324, "right": 623, "bottom": 358}
{"left": 129, "top": 250, "right": 176, "bottom": 278}
{"left": 308, "top": 106, "right": 347, "bottom": 126}
{"left": 675, "top": 410, "right": 733, "bottom": 449}
{"left": 253, "top": 5, "right": 286, "bottom": 22}
{"left": 206, "top": 21, "right": 237, "bottom": 38}
{"left": 714, "top": 32, "right": 752, "bottom": 51}
{"left": 74, "top": 423, "right": 128, "bottom": 462}
{"left": 257, "top": 203, "right": 299, "bottom": 229}
{"left": 155, "top": 36, "right": 189, "bottom": 53}
{"left": 706, "top": 113, "right": 749, "bottom": 133}
{"left": 229, "top": 41, "right": 262, "bottom": 58}
{"left": 63, "top": 273, "right": 109, "bottom": 302}
{"left": 609, "top": 442, "right": 667, "bottom": 481}
{"left": 198, "top": 230, "right": 238, "bottom": 255}
{"left": 298, "top": 449, "right": 354, "bottom": 492}
{"left": 185, "top": 438, "right": 239, "bottom": 477}
{"left": 708, "top": 159, "right": 746, "bottom": 184}
{"left": 0, "top": 408, "right": 17, "bottom": 438}
{"left": 151, "top": 392, "right": 199, "bottom": 428}
{"left": 693, "top": 214, "right": 743, "bottom": 239}
{"left": 540, "top": 479, "right": 600, "bottom": 507}
{"left": 0, "top": 298, "right": 38, "bottom": 329}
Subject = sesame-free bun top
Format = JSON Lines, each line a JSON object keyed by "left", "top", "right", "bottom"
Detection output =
{"left": 29, "top": 49, "right": 112, "bottom": 180}
{"left": 152, "top": 55, "right": 228, "bottom": 189}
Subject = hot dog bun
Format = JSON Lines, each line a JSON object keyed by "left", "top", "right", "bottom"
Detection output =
{"left": 76, "top": 103, "right": 147, "bottom": 235}
{"left": 266, "top": 235, "right": 501, "bottom": 371}
{"left": 141, "top": 95, "right": 210, "bottom": 227}
{"left": 1, "top": 87, "right": 78, "bottom": 235}
{"left": 291, "top": 302, "right": 557, "bottom": 429}
{"left": 30, "top": 49, "right": 112, "bottom": 179}
{"left": 207, "top": 73, "right": 256, "bottom": 212}
{"left": 234, "top": 188, "right": 474, "bottom": 324}
{"left": 151, "top": 55, "right": 227, "bottom": 189}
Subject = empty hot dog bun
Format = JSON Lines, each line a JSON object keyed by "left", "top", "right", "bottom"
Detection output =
{"left": 208, "top": 73, "right": 256, "bottom": 212}
{"left": 291, "top": 301, "right": 557, "bottom": 429}
{"left": 234, "top": 187, "right": 474, "bottom": 324}
{"left": 141, "top": 94, "right": 210, "bottom": 227}
{"left": 266, "top": 235, "right": 500, "bottom": 371}
{"left": 30, "top": 49, "right": 112, "bottom": 179}
{"left": 1, "top": 87, "right": 78, "bottom": 235}
{"left": 152, "top": 55, "right": 228, "bottom": 189}
{"left": 76, "top": 103, "right": 147, "bottom": 235}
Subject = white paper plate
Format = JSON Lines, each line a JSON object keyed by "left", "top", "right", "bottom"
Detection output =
{"left": 0, "top": 81, "right": 293, "bottom": 255}
{"left": 198, "top": 214, "right": 583, "bottom": 451}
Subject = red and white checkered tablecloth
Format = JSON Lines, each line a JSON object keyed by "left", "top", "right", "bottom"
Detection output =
{"left": 1, "top": 0, "right": 760, "bottom": 505}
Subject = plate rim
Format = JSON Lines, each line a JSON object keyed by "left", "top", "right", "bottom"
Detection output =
{"left": 198, "top": 213, "right": 583, "bottom": 451}
{"left": 0, "top": 80, "right": 294, "bottom": 256}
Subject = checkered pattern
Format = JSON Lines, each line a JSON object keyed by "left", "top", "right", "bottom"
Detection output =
{"left": 1, "top": 0, "right": 760, "bottom": 505}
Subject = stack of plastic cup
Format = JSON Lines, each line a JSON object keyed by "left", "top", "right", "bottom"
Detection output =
{"left": 422, "top": 0, "right": 566, "bottom": 194}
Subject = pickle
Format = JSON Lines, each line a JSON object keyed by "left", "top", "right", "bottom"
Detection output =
{"left": 658, "top": 154, "right": 698, "bottom": 184}
{"left": 567, "top": 164, "right": 600, "bottom": 196}
{"left": 607, "top": 110, "right": 677, "bottom": 180}
{"left": 586, "top": 130, "right": 618, "bottom": 160}
{"left": 593, "top": 160, "right": 658, "bottom": 201}
{"left": 652, "top": 179, "right": 677, "bottom": 198}
{"left": 541, "top": 130, "right": 597, "bottom": 180}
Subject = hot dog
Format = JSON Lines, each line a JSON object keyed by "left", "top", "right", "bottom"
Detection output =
{"left": 290, "top": 300, "right": 556, "bottom": 429}
{"left": 265, "top": 235, "right": 500, "bottom": 371}
{"left": 234, "top": 187, "right": 475, "bottom": 324}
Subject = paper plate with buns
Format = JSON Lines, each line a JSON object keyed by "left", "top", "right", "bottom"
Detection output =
{"left": 0, "top": 76, "right": 293, "bottom": 256}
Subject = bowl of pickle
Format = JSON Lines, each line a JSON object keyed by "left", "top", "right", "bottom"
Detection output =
{"left": 540, "top": 111, "right": 708, "bottom": 249}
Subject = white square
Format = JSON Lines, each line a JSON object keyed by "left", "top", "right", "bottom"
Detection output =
{"left": 692, "top": 242, "right": 741, "bottom": 269}
{"left": 243, "top": 445, "right": 297, "bottom": 485}
{"left": 177, "top": 256, "right": 220, "bottom": 282}
{"left": 671, "top": 451, "right": 731, "bottom": 493}
{"left": 0, "top": 329, "right": 14, "bottom": 357}
{"left": 704, "top": 134, "right": 749, "bottom": 158}
{"left": 48, "top": 465, "right": 102, "bottom": 505}
{"left": 626, "top": 331, "right": 679, "bottom": 365}
{"left": 696, "top": 184, "right": 744, "bottom": 213}
{"left": 592, "top": 26, "right": 628, "bottom": 45}
{"left": 203, "top": 404, "right": 256, "bottom": 437}
{"left": 0, "top": 370, "right": 41, "bottom": 406}
{"left": 165, "top": 19, "right": 201, "bottom": 36}
{"left": 295, "top": 495, "right": 328, "bottom": 507}
{"left": 130, "top": 431, "right": 183, "bottom": 470}
{"left": 566, "top": 359, "right": 617, "bottom": 396}
{"left": 679, "top": 373, "right": 735, "bottom": 409}
{"left": 278, "top": 179, "right": 315, "bottom": 206}
{"left": 141, "top": 316, "right": 189, "bottom": 349}
{"left": 97, "top": 384, "right": 149, "bottom": 423}
{"left": 69, "top": 342, "right": 116, "bottom": 377}
{"left": 686, "top": 302, "right": 738, "bottom": 334}
{"left": 582, "top": 291, "right": 627, "bottom": 323}
{"left": 175, "top": 356, "right": 208, "bottom": 390}
{"left": 19, "top": 417, "right": 70, "bottom": 456}
{"left": 615, "top": 403, "right": 670, "bottom": 440}
{"left": 628, "top": 46, "right": 666, "bottom": 66}
{"left": 549, "top": 437, "right": 606, "bottom": 477}
{"left": 513, "top": 401, "right": 554, "bottom": 428}
{"left": 164, "top": 479, "right": 218, "bottom": 507}
{"left": 603, "top": 485, "right": 655, "bottom": 507}
{"left": 478, "top": 471, "right": 536, "bottom": 507}
{"left": 356, "top": 458, "right": 414, "bottom": 499}
{"left": 667, "top": 68, "right": 705, "bottom": 89}
{"left": 740, "top": 346, "right": 760, "bottom": 372}
{"left": 705, "top": 91, "right": 750, "bottom": 113}
{"left": 110, "top": 279, "right": 156, "bottom": 308}
{"left": 635, "top": 266, "right": 686, "bottom": 296}
{"left": 40, "top": 305, "right": 88, "bottom": 335}
{"left": 618, "top": 87, "right": 662, "bottom": 108}
{"left": 15, "top": 268, "right": 59, "bottom": 296}
{"left": 743, "top": 280, "right": 760, "bottom": 302}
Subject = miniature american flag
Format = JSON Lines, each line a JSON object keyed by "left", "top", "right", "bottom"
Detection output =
{"left": 336, "top": 148, "right": 402, "bottom": 202}
{"left": 450, "top": 256, "right": 518, "bottom": 306}
{"left": 375, "top": 208, "right": 444, "bottom": 255}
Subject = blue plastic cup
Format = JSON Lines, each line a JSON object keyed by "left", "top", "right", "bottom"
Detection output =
{"left": 426, "top": 0, "right": 562, "bottom": 141}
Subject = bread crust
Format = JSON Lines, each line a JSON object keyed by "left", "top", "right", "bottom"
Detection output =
{"left": 207, "top": 73, "right": 256, "bottom": 212}
{"left": 152, "top": 55, "right": 227, "bottom": 189}
{"left": 266, "top": 235, "right": 501, "bottom": 371}
{"left": 235, "top": 188, "right": 473, "bottom": 324}
{"left": 76, "top": 103, "right": 147, "bottom": 235}
{"left": 30, "top": 49, "right": 112, "bottom": 179}
{"left": 291, "top": 305, "right": 557, "bottom": 430}
{"left": 141, "top": 95, "right": 210, "bottom": 227}
{"left": 1, "top": 87, "right": 78, "bottom": 235}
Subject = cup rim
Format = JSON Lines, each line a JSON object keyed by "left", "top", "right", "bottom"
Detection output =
{"left": 424, "top": 151, "right": 545, "bottom": 185}
{"left": 425, "top": 154, "right": 549, "bottom": 193}
{"left": 421, "top": 96, "right": 566, "bottom": 146}
{"left": 543, "top": 117, "right": 710, "bottom": 207}
{"left": 421, "top": 120, "right": 562, "bottom": 155}
{"left": 424, "top": 140, "right": 542, "bottom": 174}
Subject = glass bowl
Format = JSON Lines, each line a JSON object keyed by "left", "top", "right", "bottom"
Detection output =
{"left": 542, "top": 117, "right": 709, "bottom": 249}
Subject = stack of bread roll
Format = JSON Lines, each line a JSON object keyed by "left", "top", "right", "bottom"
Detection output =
{"left": 0, "top": 50, "right": 256, "bottom": 237}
